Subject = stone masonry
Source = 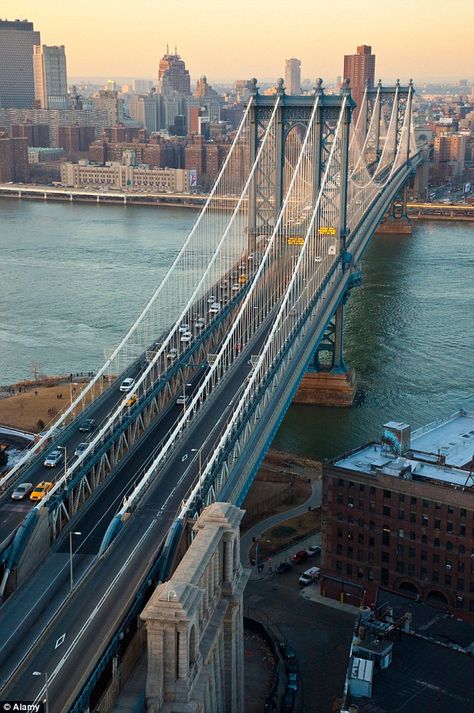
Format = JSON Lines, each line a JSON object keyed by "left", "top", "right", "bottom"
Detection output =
{"left": 140, "top": 503, "right": 249, "bottom": 713}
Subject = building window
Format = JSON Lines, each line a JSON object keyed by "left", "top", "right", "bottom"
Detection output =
{"left": 369, "top": 537, "right": 375, "bottom": 547}
{"left": 359, "top": 484, "right": 365, "bottom": 492}
{"left": 434, "top": 538, "right": 440, "bottom": 548}
{"left": 383, "top": 505, "right": 391, "bottom": 517}
{"left": 421, "top": 567, "right": 428, "bottom": 579}
{"left": 457, "top": 579, "right": 465, "bottom": 591}
{"left": 336, "top": 561, "right": 342, "bottom": 572}
{"left": 422, "top": 499, "right": 429, "bottom": 508}
{"left": 358, "top": 534, "right": 364, "bottom": 544}
{"left": 337, "top": 528, "right": 343, "bottom": 538}
{"left": 382, "top": 528, "right": 391, "bottom": 546}
{"left": 369, "top": 501, "right": 376, "bottom": 513}
{"left": 409, "top": 531, "right": 416, "bottom": 541}
{"left": 336, "top": 544, "right": 343, "bottom": 555}
{"left": 447, "top": 521, "right": 453, "bottom": 533}
{"left": 369, "top": 521, "right": 375, "bottom": 532}
{"left": 357, "top": 567, "right": 364, "bottom": 579}
{"left": 448, "top": 506, "right": 454, "bottom": 514}
{"left": 338, "top": 479, "right": 344, "bottom": 487}
{"left": 399, "top": 494, "right": 405, "bottom": 502}
{"left": 396, "top": 561, "right": 404, "bottom": 573}
{"left": 383, "top": 490, "right": 391, "bottom": 499}
{"left": 433, "top": 554, "right": 440, "bottom": 564}
{"left": 346, "top": 563, "right": 353, "bottom": 575}
{"left": 411, "top": 496, "right": 417, "bottom": 505}
{"left": 399, "top": 529, "right": 404, "bottom": 538}
{"left": 347, "top": 547, "right": 353, "bottom": 558}
{"left": 433, "top": 571, "right": 439, "bottom": 582}
{"left": 409, "top": 547, "right": 416, "bottom": 558}
{"left": 398, "top": 510, "right": 405, "bottom": 520}
{"left": 358, "top": 550, "right": 364, "bottom": 561}
{"left": 459, "top": 544, "right": 466, "bottom": 555}
{"left": 381, "top": 568, "right": 389, "bottom": 585}
{"left": 382, "top": 551, "right": 390, "bottom": 563}
{"left": 370, "top": 486, "right": 376, "bottom": 495}
{"left": 408, "top": 564, "right": 415, "bottom": 576}
{"left": 445, "top": 574, "right": 452, "bottom": 585}
{"left": 358, "top": 499, "right": 364, "bottom": 510}
{"left": 421, "top": 534, "right": 428, "bottom": 544}
{"left": 460, "top": 524, "right": 466, "bottom": 537}
{"left": 410, "top": 512, "right": 416, "bottom": 523}
{"left": 397, "top": 544, "right": 404, "bottom": 557}
{"left": 460, "top": 508, "right": 467, "bottom": 518}
{"left": 434, "top": 519, "right": 441, "bottom": 529}
{"left": 368, "top": 569, "right": 374, "bottom": 580}
{"left": 435, "top": 501, "right": 441, "bottom": 510}
{"left": 349, "top": 481, "right": 354, "bottom": 489}
{"left": 446, "top": 541, "right": 453, "bottom": 551}
{"left": 422, "top": 516, "right": 429, "bottom": 527}
{"left": 421, "top": 550, "right": 427, "bottom": 561}
{"left": 337, "top": 494, "right": 343, "bottom": 504}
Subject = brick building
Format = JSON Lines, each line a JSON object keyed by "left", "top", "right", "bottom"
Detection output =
{"left": 11, "top": 122, "right": 50, "bottom": 147}
{"left": 322, "top": 412, "right": 474, "bottom": 620}
{"left": 57, "top": 125, "right": 96, "bottom": 155}
{"left": 0, "top": 132, "right": 29, "bottom": 182}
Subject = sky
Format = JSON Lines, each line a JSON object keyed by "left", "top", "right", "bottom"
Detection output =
{"left": 2, "top": 0, "right": 473, "bottom": 84}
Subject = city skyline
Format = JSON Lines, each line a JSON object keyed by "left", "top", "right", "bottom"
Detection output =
{"left": 1, "top": 0, "right": 473, "bottom": 83}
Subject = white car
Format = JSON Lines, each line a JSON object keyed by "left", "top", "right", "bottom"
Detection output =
{"left": 176, "top": 394, "right": 188, "bottom": 404}
{"left": 209, "top": 302, "right": 221, "bottom": 315}
{"left": 11, "top": 482, "right": 33, "bottom": 500}
{"left": 119, "top": 377, "right": 135, "bottom": 392}
{"left": 178, "top": 323, "right": 189, "bottom": 333}
{"left": 207, "top": 295, "right": 216, "bottom": 304}
{"left": 74, "top": 442, "right": 88, "bottom": 458}
{"left": 232, "top": 283, "right": 240, "bottom": 292}
{"left": 166, "top": 348, "right": 178, "bottom": 360}
{"left": 43, "top": 450, "right": 64, "bottom": 468}
{"left": 180, "top": 331, "right": 192, "bottom": 343}
{"left": 195, "top": 318, "right": 206, "bottom": 329}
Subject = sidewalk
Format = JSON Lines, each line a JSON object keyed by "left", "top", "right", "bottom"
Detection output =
{"left": 241, "top": 479, "right": 322, "bottom": 581}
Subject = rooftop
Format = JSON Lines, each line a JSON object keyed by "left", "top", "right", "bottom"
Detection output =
{"left": 333, "top": 410, "right": 474, "bottom": 490}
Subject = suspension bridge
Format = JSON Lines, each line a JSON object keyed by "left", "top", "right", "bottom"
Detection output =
{"left": 0, "top": 78, "right": 421, "bottom": 711}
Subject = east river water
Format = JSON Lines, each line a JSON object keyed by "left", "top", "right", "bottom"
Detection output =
{"left": 0, "top": 198, "right": 472, "bottom": 459}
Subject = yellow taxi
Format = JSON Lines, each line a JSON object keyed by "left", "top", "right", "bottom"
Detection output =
{"left": 239, "top": 274, "right": 248, "bottom": 284}
{"left": 124, "top": 393, "right": 138, "bottom": 408}
{"left": 30, "top": 481, "right": 54, "bottom": 502}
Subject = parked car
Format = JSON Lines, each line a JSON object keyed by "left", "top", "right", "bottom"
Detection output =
{"left": 119, "top": 377, "right": 135, "bottom": 392}
{"left": 43, "top": 450, "right": 63, "bottom": 468}
{"left": 11, "top": 482, "right": 33, "bottom": 500}
{"left": 74, "top": 442, "right": 88, "bottom": 458}
{"left": 279, "top": 642, "right": 296, "bottom": 660}
{"left": 291, "top": 549, "right": 309, "bottom": 564}
{"left": 30, "top": 481, "right": 53, "bottom": 501}
{"left": 78, "top": 418, "right": 96, "bottom": 433}
{"left": 276, "top": 561, "right": 292, "bottom": 574}
{"left": 298, "top": 567, "right": 320, "bottom": 586}
{"left": 306, "top": 544, "right": 321, "bottom": 557}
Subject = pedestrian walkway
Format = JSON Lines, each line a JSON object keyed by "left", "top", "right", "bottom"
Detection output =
{"left": 241, "top": 479, "right": 322, "bottom": 581}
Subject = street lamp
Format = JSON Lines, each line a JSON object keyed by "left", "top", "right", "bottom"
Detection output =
{"left": 191, "top": 447, "right": 202, "bottom": 497}
{"left": 33, "top": 671, "right": 49, "bottom": 713}
{"left": 69, "top": 530, "right": 82, "bottom": 593}
{"left": 58, "top": 445, "right": 67, "bottom": 486}
{"left": 182, "top": 383, "right": 192, "bottom": 416}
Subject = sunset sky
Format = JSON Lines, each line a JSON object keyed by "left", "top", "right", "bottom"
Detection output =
{"left": 2, "top": 0, "right": 473, "bottom": 83}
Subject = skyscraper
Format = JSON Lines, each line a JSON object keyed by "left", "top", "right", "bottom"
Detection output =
{"left": 343, "top": 45, "right": 375, "bottom": 117}
{"left": 285, "top": 58, "right": 301, "bottom": 95}
{"left": 0, "top": 20, "right": 40, "bottom": 108}
{"left": 33, "top": 45, "right": 68, "bottom": 109}
{"left": 158, "top": 49, "right": 191, "bottom": 95}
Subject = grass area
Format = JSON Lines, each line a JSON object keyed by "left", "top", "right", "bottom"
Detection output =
{"left": 250, "top": 508, "right": 321, "bottom": 561}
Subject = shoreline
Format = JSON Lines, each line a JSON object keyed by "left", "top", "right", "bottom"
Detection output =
{"left": 0, "top": 184, "right": 473, "bottom": 220}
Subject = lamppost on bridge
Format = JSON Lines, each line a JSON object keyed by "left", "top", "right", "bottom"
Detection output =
{"left": 69, "top": 530, "right": 82, "bottom": 593}
{"left": 33, "top": 670, "right": 49, "bottom": 713}
{"left": 58, "top": 445, "right": 67, "bottom": 486}
{"left": 191, "top": 447, "right": 203, "bottom": 499}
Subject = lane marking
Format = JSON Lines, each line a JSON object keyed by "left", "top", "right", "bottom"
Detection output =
{"left": 181, "top": 454, "right": 188, "bottom": 462}
{"left": 55, "top": 633, "right": 66, "bottom": 649}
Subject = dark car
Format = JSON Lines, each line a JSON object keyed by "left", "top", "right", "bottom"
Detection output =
{"left": 281, "top": 688, "right": 296, "bottom": 713}
{"left": 277, "top": 561, "right": 292, "bottom": 574}
{"left": 291, "top": 549, "right": 308, "bottom": 564}
{"left": 279, "top": 642, "right": 296, "bottom": 660}
{"left": 78, "top": 418, "right": 96, "bottom": 433}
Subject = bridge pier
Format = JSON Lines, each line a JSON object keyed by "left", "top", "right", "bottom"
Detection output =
{"left": 293, "top": 303, "right": 356, "bottom": 407}
{"left": 375, "top": 186, "right": 413, "bottom": 235}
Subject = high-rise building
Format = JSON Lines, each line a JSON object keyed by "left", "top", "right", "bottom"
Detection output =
{"left": 343, "top": 44, "right": 376, "bottom": 117}
{"left": 0, "top": 20, "right": 40, "bottom": 108}
{"left": 158, "top": 49, "right": 191, "bottom": 95}
{"left": 0, "top": 131, "right": 29, "bottom": 181}
{"left": 285, "top": 58, "right": 301, "bottom": 95}
{"left": 11, "top": 122, "right": 50, "bottom": 147}
{"left": 33, "top": 45, "right": 68, "bottom": 109}
{"left": 92, "top": 90, "right": 124, "bottom": 125}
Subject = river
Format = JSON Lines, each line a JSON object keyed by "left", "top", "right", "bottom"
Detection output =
{"left": 0, "top": 198, "right": 472, "bottom": 459}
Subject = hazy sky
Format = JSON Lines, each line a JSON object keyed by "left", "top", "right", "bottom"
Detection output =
{"left": 3, "top": 0, "right": 473, "bottom": 83}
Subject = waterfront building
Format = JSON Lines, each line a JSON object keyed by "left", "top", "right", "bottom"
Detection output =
{"left": 0, "top": 131, "right": 29, "bottom": 182}
{"left": 33, "top": 45, "right": 68, "bottom": 109}
{"left": 343, "top": 45, "right": 375, "bottom": 116}
{"left": 60, "top": 154, "right": 191, "bottom": 193}
{"left": 285, "top": 58, "right": 301, "bottom": 95}
{"left": 0, "top": 19, "right": 40, "bottom": 109}
{"left": 322, "top": 411, "right": 474, "bottom": 620}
